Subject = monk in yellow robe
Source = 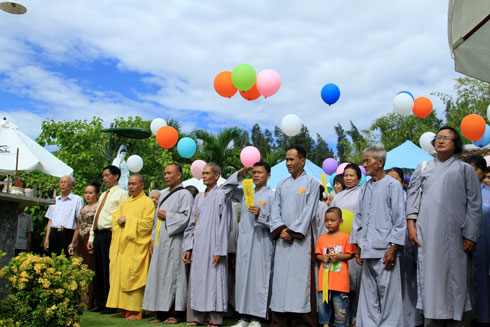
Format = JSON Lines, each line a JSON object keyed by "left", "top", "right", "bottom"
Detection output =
{"left": 106, "top": 174, "right": 155, "bottom": 320}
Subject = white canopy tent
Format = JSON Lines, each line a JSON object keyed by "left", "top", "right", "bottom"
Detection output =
{"left": 182, "top": 176, "right": 226, "bottom": 192}
{"left": 0, "top": 118, "right": 73, "bottom": 177}
{"left": 448, "top": 0, "right": 490, "bottom": 82}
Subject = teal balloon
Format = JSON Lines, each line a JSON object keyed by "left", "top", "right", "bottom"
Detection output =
{"left": 231, "top": 64, "right": 256, "bottom": 91}
{"left": 329, "top": 172, "right": 337, "bottom": 189}
{"left": 359, "top": 174, "right": 367, "bottom": 186}
{"left": 177, "top": 137, "right": 197, "bottom": 158}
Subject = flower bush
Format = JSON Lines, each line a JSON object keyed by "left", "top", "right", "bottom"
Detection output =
{"left": 0, "top": 253, "right": 94, "bottom": 327}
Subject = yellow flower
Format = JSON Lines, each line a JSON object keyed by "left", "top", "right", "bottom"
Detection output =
{"left": 55, "top": 289, "right": 64, "bottom": 295}
{"left": 69, "top": 281, "right": 77, "bottom": 291}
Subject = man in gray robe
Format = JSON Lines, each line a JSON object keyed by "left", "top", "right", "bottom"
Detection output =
{"left": 269, "top": 145, "right": 320, "bottom": 327}
{"left": 406, "top": 126, "right": 481, "bottom": 326}
{"left": 350, "top": 144, "right": 406, "bottom": 326}
{"left": 183, "top": 163, "right": 232, "bottom": 327}
{"left": 142, "top": 163, "right": 193, "bottom": 324}
{"left": 222, "top": 161, "right": 275, "bottom": 327}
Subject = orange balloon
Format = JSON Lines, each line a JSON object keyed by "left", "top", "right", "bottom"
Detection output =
{"left": 156, "top": 126, "right": 178, "bottom": 149}
{"left": 214, "top": 71, "right": 237, "bottom": 98}
{"left": 412, "top": 97, "right": 433, "bottom": 118}
{"left": 239, "top": 83, "right": 261, "bottom": 101}
{"left": 461, "top": 114, "right": 486, "bottom": 141}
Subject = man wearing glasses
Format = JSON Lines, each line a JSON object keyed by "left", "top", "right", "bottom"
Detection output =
{"left": 406, "top": 126, "right": 482, "bottom": 326}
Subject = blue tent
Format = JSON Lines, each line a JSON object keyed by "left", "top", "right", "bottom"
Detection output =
{"left": 385, "top": 140, "right": 433, "bottom": 170}
{"left": 268, "top": 159, "right": 324, "bottom": 189}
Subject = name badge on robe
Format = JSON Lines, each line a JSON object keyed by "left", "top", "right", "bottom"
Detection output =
{"left": 258, "top": 200, "right": 266, "bottom": 206}
{"left": 298, "top": 188, "right": 306, "bottom": 194}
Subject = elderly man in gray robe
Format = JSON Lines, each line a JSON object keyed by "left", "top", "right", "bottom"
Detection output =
{"left": 142, "top": 163, "right": 193, "bottom": 324}
{"left": 183, "top": 163, "right": 232, "bottom": 327}
{"left": 406, "top": 126, "right": 481, "bottom": 327}
{"left": 222, "top": 161, "right": 275, "bottom": 327}
{"left": 350, "top": 143, "right": 406, "bottom": 326}
{"left": 269, "top": 145, "right": 320, "bottom": 327}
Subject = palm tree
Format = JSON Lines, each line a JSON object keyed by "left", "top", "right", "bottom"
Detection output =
{"left": 191, "top": 127, "right": 248, "bottom": 178}
{"left": 263, "top": 149, "right": 285, "bottom": 167}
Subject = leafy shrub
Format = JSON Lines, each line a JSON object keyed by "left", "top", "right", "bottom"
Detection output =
{"left": 0, "top": 253, "right": 94, "bottom": 327}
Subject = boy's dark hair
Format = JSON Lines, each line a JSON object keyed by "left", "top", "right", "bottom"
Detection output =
{"left": 431, "top": 126, "right": 463, "bottom": 154}
{"left": 465, "top": 155, "right": 487, "bottom": 172}
{"left": 287, "top": 144, "right": 307, "bottom": 159}
{"left": 103, "top": 165, "right": 121, "bottom": 181}
{"left": 344, "top": 163, "right": 362, "bottom": 180}
{"left": 326, "top": 206, "right": 342, "bottom": 220}
{"left": 486, "top": 166, "right": 490, "bottom": 174}
{"left": 319, "top": 185, "right": 325, "bottom": 201}
{"left": 333, "top": 173, "right": 345, "bottom": 190}
{"left": 253, "top": 161, "right": 271, "bottom": 174}
{"left": 185, "top": 185, "right": 199, "bottom": 198}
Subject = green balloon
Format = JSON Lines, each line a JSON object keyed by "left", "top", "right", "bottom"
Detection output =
{"left": 231, "top": 64, "right": 256, "bottom": 91}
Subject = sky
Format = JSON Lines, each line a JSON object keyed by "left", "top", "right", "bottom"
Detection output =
{"left": 0, "top": 0, "right": 463, "bottom": 147}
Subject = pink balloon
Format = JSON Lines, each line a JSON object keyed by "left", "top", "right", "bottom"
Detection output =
{"left": 240, "top": 146, "right": 261, "bottom": 167}
{"left": 256, "top": 69, "right": 281, "bottom": 98}
{"left": 359, "top": 165, "right": 366, "bottom": 176}
{"left": 336, "top": 162, "right": 349, "bottom": 175}
{"left": 190, "top": 160, "right": 207, "bottom": 180}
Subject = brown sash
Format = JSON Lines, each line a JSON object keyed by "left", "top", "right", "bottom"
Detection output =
{"left": 158, "top": 186, "right": 184, "bottom": 209}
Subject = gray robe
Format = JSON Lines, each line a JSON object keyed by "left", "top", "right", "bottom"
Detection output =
{"left": 270, "top": 171, "right": 320, "bottom": 313}
{"left": 222, "top": 172, "right": 275, "bottom": 319}
{"left": 142, "top": 184, "right": 193, "bottom": 312}
{"left": 406, "top": 156, "right": 482, "bottom": 321}
{"left": 183, "top": 186, "right": 232, "bottom": 313}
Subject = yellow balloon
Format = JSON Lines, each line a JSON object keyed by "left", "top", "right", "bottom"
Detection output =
{"left": 340, "top": 209, "right": 354, "bottom": 235}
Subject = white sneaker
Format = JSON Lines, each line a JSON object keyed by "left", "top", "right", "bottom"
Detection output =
{"left": 249, "top": 321, "right": 262, "bottom": 327}
{"left": 231, "top": 320, "right": 249, "bottom": 327}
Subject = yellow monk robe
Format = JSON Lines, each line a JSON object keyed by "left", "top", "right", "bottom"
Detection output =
{"left": 106, "top": 192, "right": 155, "bottom": 312}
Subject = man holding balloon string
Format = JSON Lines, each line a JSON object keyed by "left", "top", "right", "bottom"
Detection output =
{"left": 222, "top": 160, "right": 275, "bottom": 327}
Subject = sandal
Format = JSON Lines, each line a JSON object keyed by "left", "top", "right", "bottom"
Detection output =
{"left": 163, "top": 317, "right": 181, "bottom": 324}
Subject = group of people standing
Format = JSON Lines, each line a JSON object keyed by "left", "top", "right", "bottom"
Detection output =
{"left": 37, "top": 125, "right": 489, "bottom": 327}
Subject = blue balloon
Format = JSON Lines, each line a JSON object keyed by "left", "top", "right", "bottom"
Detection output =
{"left": 397, "top": 90, "right": 414, "bottom": 100}
{"left": 321, "top": 83, "right": 341, "bottom": 106}
{"left": 472, "top": 124, "right": 490, "bottom": 147}
{"left": 177, "top": 137, "right": 197, "bottom": 158}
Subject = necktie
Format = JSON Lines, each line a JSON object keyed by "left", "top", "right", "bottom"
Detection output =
{"left": 93, "top": 189, "right": 110, "bottom": 231}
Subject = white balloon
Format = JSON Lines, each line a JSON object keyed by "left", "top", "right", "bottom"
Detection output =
{"left": 281, "top": 114, "right": 302, "bottom": 136}
{"left": 150, "top": 118, "right": 167, "bottom": 135}
{"left": 487, "top": 104, "right": 490, "bottom": 122}
{"left": 127, "top": 155, "right": 144, "bottom": 173}
{"left": 419, "top": 132, "right": 436, "bottom": 153}
{"left": 393, "top": 93, "right": 414, "bottom": 115}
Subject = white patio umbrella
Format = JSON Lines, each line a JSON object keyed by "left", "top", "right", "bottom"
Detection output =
{"left": 0, "top": 118, "right": 73, "bottom": 177}
{"left": 448, "top": 0, "right": 490, "bottom": 82}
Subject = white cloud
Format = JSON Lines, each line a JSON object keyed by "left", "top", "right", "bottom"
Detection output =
{"left": 0, "top": 0, "right": 463, "bottom": 145}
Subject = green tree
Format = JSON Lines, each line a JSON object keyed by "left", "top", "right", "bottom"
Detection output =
{"left": 191, "top": 127, "right": 246, "bottom": 177}
{"left": 366, "top": 112, "right": 442, "bottom": 151}
{"left": 310, "top": 133, "right": 335, "bottom": 166}
{"left": 334, "top": 123, "right": 353, "bottom": 162}
{"left": 251, "top": 123, "right": 272, "bottom": 155}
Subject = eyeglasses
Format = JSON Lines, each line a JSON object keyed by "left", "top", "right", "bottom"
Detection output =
{"left": 435, "top": 135, "right": 454, "bottom": 142}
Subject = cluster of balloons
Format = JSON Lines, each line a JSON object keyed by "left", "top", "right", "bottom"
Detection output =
{"left": 321, "top": 83, "right": 341, "bottom": 106}
{"left": 322, "top": 158, "right": 367, "bottom": 187}
{"left": 151, "top": 118, "right": 197, "bottom": 158}
{"left": 393, "top": 91, "right": 433, "bottom": 118}
{"left": 214, "top": 64, "right": 281, "bottom": 101}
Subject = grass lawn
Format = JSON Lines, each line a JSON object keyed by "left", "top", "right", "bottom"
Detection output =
{"left": 80, "top": 311, "right": 240, "bottom": 326}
